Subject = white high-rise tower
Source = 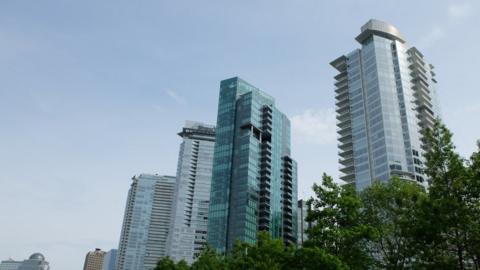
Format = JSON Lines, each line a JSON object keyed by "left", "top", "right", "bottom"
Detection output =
{"left": 167, "top": 121, "right": 215, "bottom": 264}
{"left": 331, "top": 19, "right": 440, "bottom": 190}
{"left": 116, "top": 174, "right": 176, "bottom": 270}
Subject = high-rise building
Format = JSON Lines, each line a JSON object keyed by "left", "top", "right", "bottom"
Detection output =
{"left": 101, "top": 249, "right": 117, "bottom": 270}
{"left": 17, "top": 253, "right": 50, "bottom": 270}
{"left": 0, "top": 259, "right": 21, "bottom": 270}
{"left": 331, "top": 19, "right": 440, "bottom": 190}
{"left": 296, "top": 199, "right": 312, "bottom": 247}
{"left": 116, "top": 174, "right": 176, "bottom": 270}
{"left": 207, "top": 77, "right": 297, "bottom": 254}
{"left": 167, "top": 121, "right": 216, "bottom": 264}
{"left": 83, "top": 248, "right": 105, "bottom": 270}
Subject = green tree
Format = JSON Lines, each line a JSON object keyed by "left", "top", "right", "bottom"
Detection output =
{"left": 305, "top": 173, "right": 374, "bottom": 269}
{"left": 176, "top": 260, "right": 190, "bottom": 270}
{"left": 360, "top": 178, "right": 427, "bottom": 269}
{"left": 155, "top": 257, "right": 185, "bottom": 270}
{"left": 227, "top": 232, "right": 292, "bottom": 270}
{"left": 287, "top": 247, "right": 348, "bottom": 270}
{"left": 465, "top": 142, "right": 480, "bottom": 268}
{"left": 191, "top": 246, "right": 227, "bottom": 270}
{"left": 419, "top": 120, "right": 471, "bottom": 269}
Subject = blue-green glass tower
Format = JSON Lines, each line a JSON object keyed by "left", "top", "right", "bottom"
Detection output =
{"left": 207, "top": 77, "right": 297, "bottom": 253}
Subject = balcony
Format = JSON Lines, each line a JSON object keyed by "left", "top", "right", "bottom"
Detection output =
{"left": 336, "top": 99, "right": 350, "bottom": 111}
{"left": 337, "top": 118, "right": 351, "bottom": 129}
{"left": 338, "top": 133, "right": 352, "bottom": 144}
{"left": 259, "top": 188, "right": 270, "bottom": 197}
{"left": 336, "top": 112, "right": 350, "bottom": 122}
{"left": 283, "top": 202, "right": 292, "bottom": 210}
{"left": 339, "top": 148, "right": 353, "bottom": 158}
{"left": 283, "top": 193, "right": 292, "bottom": 202}
{"left": 334, "top": 79, "right": 348, "bottom": 89}
{"left": 258, "top": 224, "right": 270, "bottom": 231}
{"left": 335, "top": 89, "right": 349, "bottom": 100}
{"left": 337, "top": 126, "right": 352, "bottom": 137}
{"left": 259, "top": 215, "right": 270, "bottom": 223}
{"left": 283, "top": 214, "right": 293, "bottom": 224}
{"left": 340, "top": 173, "right": 355, "bottom": 183}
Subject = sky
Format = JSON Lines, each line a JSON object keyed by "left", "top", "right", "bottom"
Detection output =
{"left": 0, "top": 0, "right": 479, "bottom": 269}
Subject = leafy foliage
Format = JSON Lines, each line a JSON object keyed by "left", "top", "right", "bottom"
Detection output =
{"left": 360, "top": 178, "right": 427, "bottom": 269}
{"left": 305, "top": 173, "right": 374, "bottom": 269}
{"left": 156, "top": 120, "right": 480, "bottom": 269}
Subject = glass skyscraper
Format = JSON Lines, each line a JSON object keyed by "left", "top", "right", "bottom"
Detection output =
{"left": 207, "top": 77, "right": 297, "bottom": 254}
{"left": 167, "top": 121, "right": 215, "bottom": 264}
{"left": 331, "top": 19, "right": 440, "bottom": 190}
{"left": 296, "top": 199, "right": 312, "bottom": 247}
{"left": 101, "top": 249, "right": 117, "bottom": 270}
{"left": 116, "top": 174, "right": 176, "bottom": 270}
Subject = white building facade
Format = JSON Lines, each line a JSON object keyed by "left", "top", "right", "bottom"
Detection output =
{"left": 167, "top": 121, "right": 215, "bottom": 264}
{"left": 101, "top": 249, "right": 117, "bottom": 270}
{"left": 331, "top": 19, "right": 440, "bottom": 191}
{"left": 116, "top": 174, "right": 176, "bottom": 270}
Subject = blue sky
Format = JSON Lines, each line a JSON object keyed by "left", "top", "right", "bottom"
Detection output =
{"left": 1, "top": 1, "right": 479, "bottom": 269}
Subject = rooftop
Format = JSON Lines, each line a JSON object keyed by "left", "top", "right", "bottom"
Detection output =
{"left": 355, "top": 19, "right": 406, "bottom": 44}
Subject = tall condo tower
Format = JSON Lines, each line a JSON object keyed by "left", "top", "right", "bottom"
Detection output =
{"left": 83, "top": 248, "right": 105, "bottom": 270}
{"left": 331, "top": 19, "right": 440, "bottom": 190}
{"left": 167, "top": 121, "right": 216, "bottom": 264}
{"left": 207, "top": 77, "right": 297, "bottom": 254}
{"left": 296, "top": 199, "right": 312, "bottom": 247}
{"left": 101, "top": 249, "right": 117, "bottom": 270}
{"left": 116, "top": 174, "right": 176, "bottom": 270}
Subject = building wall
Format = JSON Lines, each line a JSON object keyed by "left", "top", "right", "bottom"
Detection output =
{"left": 116, "top": 174, "right": 176, "bottom": 270}
{"left": 296, "top": 199, "right": 312, "bottom": 246}
{"left": 101, "top": 249, "right": 117, "bottom": 270}
{"left": 0, "top": 260, "right": 21, "bottom": 270}
{"left": 83, "top": 249, "right": 105, "bottom": 270}
{"left": 16, "top": 254, "right": 49, "bottom": 270}
{"left": 167, "top": 122, "right": 215, "bottom": 264}
{"left": 207, "top": 77, "right": 297, "bottom": 253}
{"left": 332, "top": 19, "right": 439, "bottom": 190}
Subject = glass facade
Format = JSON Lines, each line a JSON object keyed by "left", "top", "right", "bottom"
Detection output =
{"left": 296, "top": 199, "right": 312, "bottom": 247}
{"left": 332, "top": 19, "right": 440, "bottom": 190}
{"left": 207, "top": 77, "right": 297, "bottom": 253}
{"left": 0, "top": 260, "right": 22, "bottom": 270}
{"left": 167, "top": 121, "right": 216, "bottom": 264}
{"left": 116, "top": 174, "right": 176, "bottom": 270}
{"left": 101, "top": 249, "right": 117, "bottom": 270}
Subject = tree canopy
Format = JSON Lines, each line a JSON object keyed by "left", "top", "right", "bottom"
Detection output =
{"left": 156, "top": 120, "right": 480, "bottom": 270}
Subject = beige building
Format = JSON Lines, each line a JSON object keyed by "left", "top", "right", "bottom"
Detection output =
{"left": 83, "top": 248, "right": 106, "bottom": 270}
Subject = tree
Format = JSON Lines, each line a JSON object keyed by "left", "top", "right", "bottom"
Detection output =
{"left": 465, "top": 142, "right": 480, "bottom": 268}
{"left": 227, "top": 232, "right": 292, "bottom": 270}
{"left": 305, "top": 173, "right": 374, "bottom": 269}
{"left": 419, "top": 120, "right": 471, "bottom": 269}
{"left": 155, "top": 257, "right": 189, "bottom": 270}
{"left": 155, "top": 257, "right": 181, "bottom": 270}
{"left": 191, "top": 246, "right": 227, "bottom": 270}
{"left": 287, "top": 247, "right": 348, "bottom": 270}
{"left": 360, "top": 178, "right": 427, "bottom": 269}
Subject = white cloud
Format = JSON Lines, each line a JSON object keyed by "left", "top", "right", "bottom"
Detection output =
{"left": 291, "top": 108, "right": 336, "bottom": 145}
{"left": 166, "top": 90, "right": 186, "bottom": 105}
{"left": 448, "top": 2, "right": 472, "bottom": 20}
